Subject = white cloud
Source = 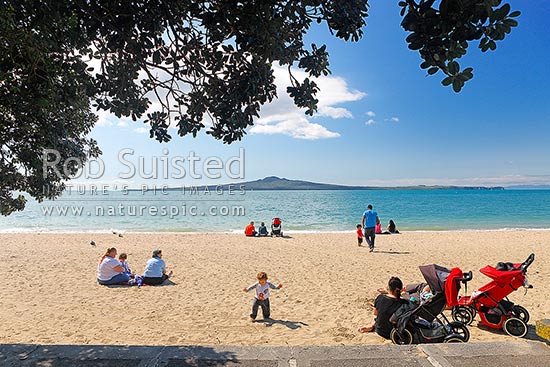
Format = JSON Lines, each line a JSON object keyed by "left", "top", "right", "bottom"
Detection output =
{"left": 134, "top": 127, "right": 149, "bottom": 134}
{"left": 250, "top": 115, "right": 340, "bottom": 140}
{"left": 366, "top": 119, "right": 376, "bottom": 125}
{"left": 93, "top": 65, "right": 365, "bottom": 140}
{"left": 367, "top": 111, "right": 376, "bottom": 117}
{"left": 95, "top": 109, "right": 114, "bottom": 127}
{"left": 318, "top": 106, "right": 352, "bottom": 119}
{"left": 251, "top": 66, "right": 365, "bottom": 140}
{"left": 390, "top": 117, "right": 399, "bottom": 123}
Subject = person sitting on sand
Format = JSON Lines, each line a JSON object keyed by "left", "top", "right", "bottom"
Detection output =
{"left": 118, "top": 253, "right": 134, "bottom": 278}
{"left": 258, "top": 222, "right": 269, "bottom": 237}
{"left": 377, "top": 282, "right": 430, "bottom": 303}
{"left": 244, "top": 272, "right": 282, "bottom": 321}
{"left": 97, "top": 247, "right": 130, "bottom": 285}
{"left": 142, "top": 249, "right": 173, "bottom": 286}
{"left": 358, "top": 276, "right": 409, "bottom": 339}
{"left": 387, "top": 219, "right": 399, "bottom": 234}
{"left": 375, "top": 217, "right": 382, "bottom": 234}
{"left": 245, "top": 221, "right": 257, "bottom": 237}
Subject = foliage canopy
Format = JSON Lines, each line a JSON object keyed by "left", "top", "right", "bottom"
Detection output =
{"left": 0, "top": 0, "right": 520, "bottom": 214}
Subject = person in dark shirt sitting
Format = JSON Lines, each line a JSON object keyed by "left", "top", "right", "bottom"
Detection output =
{"left": 258, "top": 222, "right": 269, "bottom": 237}
{"left": 387, "top": 219, "right": 400, "bottom": 234}
{"left": 358, "top": 276, "right": 409, "bottom": 339}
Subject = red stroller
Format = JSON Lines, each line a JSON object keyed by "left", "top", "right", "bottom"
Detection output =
{"left": 451, "top": 253, "right": 535, "bottom": 338}
{"left": 271, "top": 218, "right": 282, "bottom": 237}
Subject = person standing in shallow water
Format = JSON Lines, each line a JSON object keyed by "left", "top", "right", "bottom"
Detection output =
{"left": 362, "top": 204, "right": 379, "bottom": 252}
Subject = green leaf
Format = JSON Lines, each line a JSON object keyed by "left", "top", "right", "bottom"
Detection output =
{"left": 428, "top": 67, "right": 439, "bottom": 75}
{"left": 504, "top": 19, "right": 518, "bottom": 27}
{"left": 447, "top": 61, "right": 459, "bottom": 75}
{"left": 441, "top": 76, "right": 453, "bottom": 86}
{"left": 452, "top": 78, "right": 463, "bottom": 92}
{"left": 152, "top": 50, "right": 161, "bottom": 64}
{"left": 509, "top": 10, "right": 521, "bottom": 17}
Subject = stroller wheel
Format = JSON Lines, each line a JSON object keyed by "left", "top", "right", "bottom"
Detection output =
{"left": 452, "top": 306, "right": 474, "bottom": 326}
{"left": 390, "top": 328, "right": 413, "bottom": 345}
{"left": 448, "top": 321, "right": 470, "bottom": 342}
{"left": 503, "top": 317, "right": 528, "bottom": 338}
{"left": 510, "top": 305, "right": 530, "bottom": 324}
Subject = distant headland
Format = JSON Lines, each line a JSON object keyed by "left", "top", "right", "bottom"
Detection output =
{"left": 163, "top": 176, "right": 505, "bottom": 191}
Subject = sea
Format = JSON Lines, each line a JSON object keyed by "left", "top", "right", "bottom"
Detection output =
{"left": 1, "top": 189, "right": 550, "bottom": 233}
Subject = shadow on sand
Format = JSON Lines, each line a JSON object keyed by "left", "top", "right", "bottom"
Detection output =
{"left": 0, "top": 344, "right": 240, "bottom": 367}
{"left": 476, "top": 323, "right": 548, "bottom": 343}
{"left": 372, "top": 250, "right": 412, "bottom": 255}
{"left": 255, "top": 318, "right": 309, "bottom": 330}
{"left": 105, "top": 279, "right": 177, "bottom": 289}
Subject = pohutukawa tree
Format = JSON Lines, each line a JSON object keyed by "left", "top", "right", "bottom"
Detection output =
{"left": 0, "top": 0, "right": 520, "bottom": 214}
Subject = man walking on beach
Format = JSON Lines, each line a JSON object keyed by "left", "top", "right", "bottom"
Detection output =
{"left": 362, "top": 204, "right": 379, "bottom": 252}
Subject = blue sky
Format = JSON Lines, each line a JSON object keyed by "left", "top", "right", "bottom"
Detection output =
{"left": 88, "top": 1, "right": 550, "bottom": 188}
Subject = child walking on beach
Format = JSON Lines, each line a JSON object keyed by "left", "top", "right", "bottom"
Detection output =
{"left": 356, "top": 224, "right": 364, "bottom": 246}
{"left": 243, "top": 272, "right": 282, "bottom": 321}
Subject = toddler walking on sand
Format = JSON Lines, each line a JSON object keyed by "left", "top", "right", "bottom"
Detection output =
{"left": 356, "top": 224, "right": 364, "bottom": 246}
{"left": 243, "top": 272, "right": 282, "bottom": 321}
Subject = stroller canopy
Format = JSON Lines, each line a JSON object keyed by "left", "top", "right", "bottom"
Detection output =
{"left": 419, "top": 264, "right": 451, "bottom": 294}
{"left": 419, "top": 264, "right": 462, "bottom": 307}
{"left": 480, "top": 265, "right": 523, "bottom": 287}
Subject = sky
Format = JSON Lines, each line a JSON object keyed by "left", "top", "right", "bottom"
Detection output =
{"left": 87, "top": 1, "right": 550, "bottom": 188}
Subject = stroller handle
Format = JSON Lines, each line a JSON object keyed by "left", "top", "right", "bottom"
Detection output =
{"left": 520, "top": 253, "right": 535, "bottom": 272}
{"left": 458, "top": 271, "right": 473, "bottom": 282}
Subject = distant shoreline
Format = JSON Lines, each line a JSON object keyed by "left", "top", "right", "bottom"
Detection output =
{"left": 3, "top": 227, "right": 550, "bottom": 234}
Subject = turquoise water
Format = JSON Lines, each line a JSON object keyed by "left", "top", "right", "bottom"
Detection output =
{"left": 2, "top": 189, "right": 550, "bottom": 232}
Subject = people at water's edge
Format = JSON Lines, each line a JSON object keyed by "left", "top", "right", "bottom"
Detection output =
{"left": 142, "top": 249, "right": 173, "bottom": 286}
{"left": 359, "top": 276, "right": 409, "bottom": 338}
{"left": 245, "top": 221, "right": 257, "bottom": 237}
{"left": 258, "top": 222, "right": 269, "bottom": 237}
{"left": 388, "top": 219, "right": 399, "bottom": 234}
{"left": 362, "top": 204, "right": 379, "bottom": 252}
{"left": 356, "top": 224, "right": 363, "bottom": 246}
{"left": 244, "top": 272, "right": 282, "bottom": 321}
{"left": 97, "top": 247, "right": 130, "bottom": 285}
{"left": 375, "top": 216, "right": 382, "bottom": 234}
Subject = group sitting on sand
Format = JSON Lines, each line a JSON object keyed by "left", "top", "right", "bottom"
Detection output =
{"left": 97, "top": 248, "right": 173, "bottom": 286}
{"left": 245, "top": 219, "right": 281, "bottom": 237}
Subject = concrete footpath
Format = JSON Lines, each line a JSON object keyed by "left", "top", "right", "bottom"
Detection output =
{"left": 1, "top": 341, "right": 549, "bottom": 367}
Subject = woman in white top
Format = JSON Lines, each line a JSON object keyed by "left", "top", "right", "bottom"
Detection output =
{"left": 97, "top": 247, "right": 130, "bottom": 285}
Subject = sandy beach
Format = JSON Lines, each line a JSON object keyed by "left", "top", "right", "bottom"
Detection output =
{"left": 0, "top": 230, "right": 547, "bottom": 346}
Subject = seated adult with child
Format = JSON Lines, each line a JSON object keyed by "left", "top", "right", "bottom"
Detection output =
{"left": 245, "top": 221, "right": 257, "bottom": 237}
{"left": 142, "top": 249, "right": 173, "bottom": 286}
{"left": 258, "top": 222, "right": 269, "bottom": 237}
{"left": 97, "top": 247, "right": 130, "bottom": 285}
{"left": 359, "top": 276, "right": 409, "bottom": 339}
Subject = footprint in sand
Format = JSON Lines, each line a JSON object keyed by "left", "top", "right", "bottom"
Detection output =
{"left": 327, "top": 326, "right": 356, "bottom": 341}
